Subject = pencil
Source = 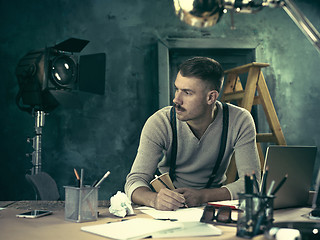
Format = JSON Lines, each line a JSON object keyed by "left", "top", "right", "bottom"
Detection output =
{"left": 155, "top": 175, "right": 188, "bottom": 208}
{"left": 83, "top": 171, "right": 110, "bottom": 202}
{"left": 74, "top": 168, "right": 80, "bottom": 180}
{"left": 271, "top": 174, "right": 288, "bottom": 195}
{"left": 74, "top": 168, "right": 80, "bottom": 187}
{"left": 94, "top": 171, "right": 111, "bottom": 187}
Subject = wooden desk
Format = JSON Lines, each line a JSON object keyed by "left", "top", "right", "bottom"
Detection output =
{"left": 0, "top": 201, "right": 316, "bottom": 240}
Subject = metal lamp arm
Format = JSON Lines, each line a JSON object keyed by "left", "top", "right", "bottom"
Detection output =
{"left": 264, "top": 0, "right": 320, "bottom": 54}
{"left": 224, "top": 0, "right": 320, "bottom": 53}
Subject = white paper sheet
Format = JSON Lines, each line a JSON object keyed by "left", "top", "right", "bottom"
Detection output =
{"left": 81, "top": 218, "right": 182, "bottom": 240}
{"left": 136, "top": 206, "right": 204, "bottom": 222}
{"left": 152, "top": 221, "right": 222, "bottom": 238}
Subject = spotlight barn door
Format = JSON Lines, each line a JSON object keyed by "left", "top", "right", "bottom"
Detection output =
{"left": 79, "top": 53, "right": 106, "bottom": 95}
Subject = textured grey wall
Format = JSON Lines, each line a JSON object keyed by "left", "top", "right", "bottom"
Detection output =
{"left": 1, "top": 0, "right": 319, "bottom": 200}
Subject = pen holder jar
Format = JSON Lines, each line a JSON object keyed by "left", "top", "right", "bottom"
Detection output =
{"left": 64, "top": 186, "right": 99, "bottom": 223}
{"left": 236, "top": 193, "right": 275, "bottom": 238}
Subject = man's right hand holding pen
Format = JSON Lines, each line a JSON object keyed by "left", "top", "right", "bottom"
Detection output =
{"left": 153, "top": 188, "right": 187, "bottom": 210}
{"left": 132, "top": 187, "right": 186, "bottom": 211}
{"left": 132, "top": 186, "right": 231, "bottom": 211}
{"left": 153, "top": 187, "right": 230, "bottom": 210}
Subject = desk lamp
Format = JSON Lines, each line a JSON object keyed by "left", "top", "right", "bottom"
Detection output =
{"left": 15, "top": 38, "right": 106, "bottom": 200}
{"left": 173, "top": 0, "right": 320, "bottom": 54}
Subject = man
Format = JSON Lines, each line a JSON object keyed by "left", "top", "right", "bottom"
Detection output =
{"left": 125, "top": 57, "right": 260, "bottom": 210}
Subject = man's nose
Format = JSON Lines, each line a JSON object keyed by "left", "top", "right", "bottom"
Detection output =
{"left": 173, "top": 91, "right": 182, "bottom": 105}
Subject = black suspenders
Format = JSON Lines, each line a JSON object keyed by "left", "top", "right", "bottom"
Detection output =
{"left": 169, "top": 106, "right": 178, "bottom": 181}
{"left": 168, "top": 102, "right": 229, "bottom": 188}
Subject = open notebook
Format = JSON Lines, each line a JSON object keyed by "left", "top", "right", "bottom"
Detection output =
{"left": 81, "top": 208, "right": 222, "bottom": 239}
{"left": 81, "top": 218, "right": 181, "bottom": 240}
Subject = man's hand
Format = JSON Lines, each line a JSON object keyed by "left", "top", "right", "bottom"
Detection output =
{"left": 174, "top": 188, "right": 204, "bottom": 207}
{"left": 175, "top": 187, "right": 231, "bottom": 207}
{"left": 131, "top": 186, "right": 231, "bottom": 210}
{"left": 152, "top": 188, "right": 186, "bottom": 211}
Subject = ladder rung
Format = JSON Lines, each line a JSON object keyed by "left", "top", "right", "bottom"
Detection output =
{"left": 222, "top": 91, "right": 261, "bottom": 105}
{"left": 224, "top": 62, "right": 270, "bottom": 75}
{"left": 222, "top": 91, "right": 245, "bottom": 101}
{"left": 253, "top": 97, "right": 261, "bottom": 105}
{"left": 256, "top": 133, "right": 277, "bottom": 143}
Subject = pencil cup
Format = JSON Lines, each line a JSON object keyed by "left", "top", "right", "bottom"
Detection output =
{"left": 150, "top": 172, "right": 175, "bottom": 192}
{"left": 236, "top": 193, "right": 275, "bottom": 238}
{"left": 64, "top": 186, "right": 98, "bottom": 223}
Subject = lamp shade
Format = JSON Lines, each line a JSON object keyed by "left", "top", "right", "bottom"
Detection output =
{"left": 173, "top": 0, "right": 224, "bottom": 27}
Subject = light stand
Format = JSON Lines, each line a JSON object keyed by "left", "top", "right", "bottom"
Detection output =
{"left": 27, "top": 110, "right": 46, "bottom": 175}
{"left": 24, "top": 109, "right": 61, "bottom": 201}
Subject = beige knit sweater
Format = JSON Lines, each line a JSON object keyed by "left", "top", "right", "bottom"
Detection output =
{"left": 125, "top": 101, "right": 261, "bottom": 201}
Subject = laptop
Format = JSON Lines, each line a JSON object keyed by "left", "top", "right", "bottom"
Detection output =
{"left": 262, "top": 145, "right": 317, "bottom": 209}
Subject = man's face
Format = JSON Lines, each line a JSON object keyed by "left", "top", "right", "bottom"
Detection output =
{"left": 173, "top": 72, "right": 212, "bottom": 122}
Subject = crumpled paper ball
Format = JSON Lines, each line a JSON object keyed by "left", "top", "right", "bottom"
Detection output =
{"left": 109, "top": 191, "right": 134, "bottom": 217}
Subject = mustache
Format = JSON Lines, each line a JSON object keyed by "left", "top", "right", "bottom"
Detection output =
{"left": 173, "top": 103, "right": 185, "bottom": 111}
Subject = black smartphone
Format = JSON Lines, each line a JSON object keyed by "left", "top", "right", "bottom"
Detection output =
{"left": 16, "top": 210, "right": 52, "bottom": 218}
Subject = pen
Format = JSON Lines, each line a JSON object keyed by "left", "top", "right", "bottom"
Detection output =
{"left": 82, "top": 171, "right": 111, "bottom": 202}
{"left": 253, "top": 212, "right": 264, "bottom": 236}
{"left": 267, "top": 180, "right": 275, "bottom": 196}
{"left": 252, "top": 171, "right": 260, "bottom": 194}
{"left": 154, "top": 218, "right": 178, "bottom": 221}
{"left": 261, "top": 166, "right": 269, "bottom": 195}
{"left": 245, "top": 174, "right": 253, "bottom": 194}
{"left": 94, "top": 171, "right": 111, "bottom": 187}
{"left": 91, "top": 180, "right": 98, "bottom": 187}
{"left": 271, "top": 174, "right": 288, "bottom": 195}
{"left": 249, "top": 175, "right": 254, "bottom": 194}
{"left": 244, "top": 174, "right": 253, "bottom": 226}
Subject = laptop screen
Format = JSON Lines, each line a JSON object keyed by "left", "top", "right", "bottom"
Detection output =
{"left": 262, "top": 146, "right": 317, "bottom": 209}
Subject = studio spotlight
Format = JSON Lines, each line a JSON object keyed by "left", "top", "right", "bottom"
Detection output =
{"left": 14, "top": 38, "right": 106, "bottom": 196}
{"left": 15, "top": 38, "right": 106, "bottom": 113}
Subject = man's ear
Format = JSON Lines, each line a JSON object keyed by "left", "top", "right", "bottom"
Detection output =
{"left": 207, "top": 90, "right": 219, "bottom": 105}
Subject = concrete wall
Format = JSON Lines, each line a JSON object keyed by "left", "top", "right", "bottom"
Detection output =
{"left": 1, "top": 0, "right": 319, "bottom": 200}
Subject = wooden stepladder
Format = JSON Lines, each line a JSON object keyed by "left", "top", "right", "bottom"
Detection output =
{"left": 221, "top": 62, "right": 286, "bottom": 183}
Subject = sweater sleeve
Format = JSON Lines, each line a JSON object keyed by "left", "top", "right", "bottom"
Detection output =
{"left": 124, "top": 108, "right": 172, "bottom": 201}
{"left": 223, "top": 108, "right": 261, "bottom": 200}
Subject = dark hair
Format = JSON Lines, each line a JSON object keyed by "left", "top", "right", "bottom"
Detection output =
{"left": 179, "top": 57, "right": 224, "bottom": 92}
